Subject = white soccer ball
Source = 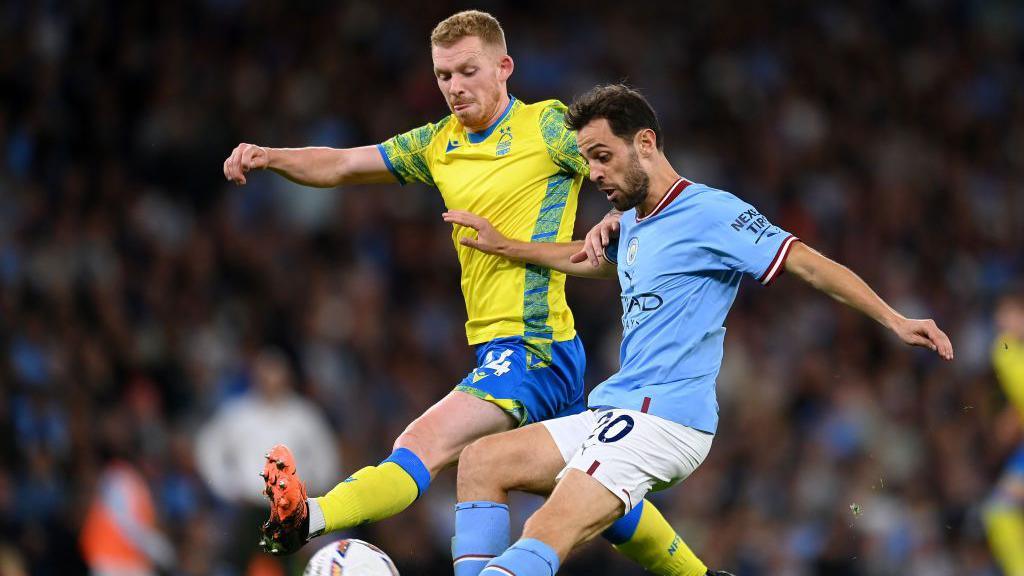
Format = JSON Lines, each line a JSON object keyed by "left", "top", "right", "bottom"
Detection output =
{"left": 303, "top": 539, "right": 399, "bottom": 576}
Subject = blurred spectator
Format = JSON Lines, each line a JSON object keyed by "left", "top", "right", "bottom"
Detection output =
{"left": 196, "top": 348, "right": 339, "bottom": 505}
{"left": 982, "top": 293, "right": 1024, "bottom": 576}
{"left": 196, "top": 347, "right": 338, "bottom": 574}
{"left": 79, "top": 411, "right": 175, "bottom": 576}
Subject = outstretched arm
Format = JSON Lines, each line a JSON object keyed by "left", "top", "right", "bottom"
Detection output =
{"left": 442, "top": 210, "right": 616, "bottom": 279}
{"left": 784, "top": 242, "right": 954, "bottom": 360}
{"left": 223, "top": 144, "right": 396, "bottom": 187}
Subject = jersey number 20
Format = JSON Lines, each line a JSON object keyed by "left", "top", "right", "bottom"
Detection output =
{"left": 595, "top": 412, "right": 635, "bottom": 444}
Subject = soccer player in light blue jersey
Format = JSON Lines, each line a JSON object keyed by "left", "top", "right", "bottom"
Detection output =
{"left": 442, "top": 84, "right": 955, "bottom": 575}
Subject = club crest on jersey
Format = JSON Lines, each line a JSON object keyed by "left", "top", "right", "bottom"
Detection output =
{"left": 626, "top": 237, "right": 639, "bottom": 265}
{"left": 496, "top": 125, "right": 513, "bottom": 156}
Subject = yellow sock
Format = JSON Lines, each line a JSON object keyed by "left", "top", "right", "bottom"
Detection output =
{"left": 316, "top": 449, "right": 430, "bottom": 532}
{"left": 609, "top": 500, "right": 707, "bottom": 576}
{"left": 984, "top": 506, "right": 1024, "bottom": 576}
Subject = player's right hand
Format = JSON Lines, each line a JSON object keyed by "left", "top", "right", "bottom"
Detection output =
{"left": 892, "top": 316, "right": 954, "bottom": 360}
{"left": 571, "top": 210, "right": 622, "bottom": 267}
{"left": 442, "top": 210, "right": 510, "bottom": 256}
{"left": 223, "top": 143, "right": 270, "bottom": 185}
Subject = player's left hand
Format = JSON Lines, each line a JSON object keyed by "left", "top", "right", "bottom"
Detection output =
{"left": 442, "top": 210, "right": 510, "bottom": 256}
{"left": 571, "top": 210, "right": 622, "bottom": 267}
{"left": 892, "top": 316, "right": 954, "bottom": 360}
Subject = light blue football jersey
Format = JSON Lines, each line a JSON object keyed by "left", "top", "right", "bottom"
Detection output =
{"left": 591, "top": 178, "right": 798, "bottom": 433}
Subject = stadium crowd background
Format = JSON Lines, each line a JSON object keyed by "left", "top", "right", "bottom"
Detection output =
{"left": 1, "top": 0, "right": 1022, "bottom": 574}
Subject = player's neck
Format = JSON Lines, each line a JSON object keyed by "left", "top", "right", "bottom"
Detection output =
{"left": 637, "top": 162, "right": 682, "bottom": 218}
{"left": 467, "top": 93, "right": 511, "bottom": 134}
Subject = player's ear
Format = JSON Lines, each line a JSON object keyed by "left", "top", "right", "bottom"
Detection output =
{"left": 635, "top": 129, "right": 657, "bottom": 157}
{"left": 497, "top": 54, "right": 514, "bottom": 82}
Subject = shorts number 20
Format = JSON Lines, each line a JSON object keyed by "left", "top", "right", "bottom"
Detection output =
{"left": 596, "top": 412, "right": 635, "bottom": 444}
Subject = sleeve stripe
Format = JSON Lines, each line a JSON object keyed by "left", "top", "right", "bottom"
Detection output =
{"left": 603, "top": 245, "right": 617, "bottom": 264}
{"left": 759, "top": 235, "right": 799, "bottom": 285}
{"left": 376, "top": 143, "right": 405, "bottom": 185}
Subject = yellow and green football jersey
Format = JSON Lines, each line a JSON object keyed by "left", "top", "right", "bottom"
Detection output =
{"left": 377, "top": 97, "right": 588, "bottom": 349}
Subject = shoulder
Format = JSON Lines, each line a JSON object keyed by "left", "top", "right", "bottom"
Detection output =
{"left": 688, "top": 184, "right": 735, "bottom": 206}
{"left": 390, "top": 114, "right": 456, "bottom": 148}
{"left": 515, "top": 99, "right": 569, "bottom": 133}
{"left": 419, "top": 114, "right": 457, "bottom": 145}
{"left": 535, "top": 99, "right": 568, "bottom": 126}
{"left": 688, "top": 185, "right": 752, "bottom": 220}
{"left": 535, "top": 99, "right": 567, "bottom": 112}
{"left": 433, "top": 114, "right": 456, "bottom": 133}
{"left": 520, "top": 98, "right": 566, "bottom": 115}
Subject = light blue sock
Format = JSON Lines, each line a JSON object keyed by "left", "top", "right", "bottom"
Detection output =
{"left": 453, "top": 501, "right": 511, "bottom": 576}
{"left": 482, "top": 538, "right": 560, "bottom": 576}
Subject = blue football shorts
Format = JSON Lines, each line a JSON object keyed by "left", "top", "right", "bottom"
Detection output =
{"left": 1007, "top": 443, "right": 1024, "bottom": 476}
{"left": 455, "top": 335, "right": 586, "bottom": 426}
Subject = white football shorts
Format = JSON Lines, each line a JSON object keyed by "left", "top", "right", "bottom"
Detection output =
{"left": 542, "top": 408, "right": 713, "bottom": 513}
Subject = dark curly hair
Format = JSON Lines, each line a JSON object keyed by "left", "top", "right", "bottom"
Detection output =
{"left": 565, "top": 84, "right": 663, "bottom": 150}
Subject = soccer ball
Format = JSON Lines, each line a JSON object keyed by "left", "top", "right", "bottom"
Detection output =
{"left": 303, "top": 539, "right": 399, "bottom": 576}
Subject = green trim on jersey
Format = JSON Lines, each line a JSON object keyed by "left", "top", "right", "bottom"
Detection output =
{"left": 540, "top": 103, "right": 589, "bottom": 177}
{"left": 522, "top": 172, "right": 574, "bottom": 366}
{"left": 378, "top": 116, "right": 453, "bottom": 186}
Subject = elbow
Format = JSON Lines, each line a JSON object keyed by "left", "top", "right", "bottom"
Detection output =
{"left": 786, "top": 259, "right": 817, "bottom": 288}
{"left": 787, "top": 245, "right": 833, "bottom": 291}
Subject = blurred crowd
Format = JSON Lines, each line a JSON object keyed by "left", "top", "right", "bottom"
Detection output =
{"left": 1, "top": 0, "right": 1022, "bottom": 574}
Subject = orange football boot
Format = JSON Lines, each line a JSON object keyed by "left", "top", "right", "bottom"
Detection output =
{"left": 258, "top": 444, "right": 310, "bottom": 556}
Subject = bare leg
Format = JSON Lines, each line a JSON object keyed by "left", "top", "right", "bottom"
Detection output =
{"left": 457, "top": 422, "right": 568, "bottom": 503}
{"left": 395, "top": 390, "right": 518, "bottom": 477}
{"left": 521, "top": 469, "right": 623, "bottom": 560}
{"left": 315, "top": 390, "right": 517, "bottom": 533}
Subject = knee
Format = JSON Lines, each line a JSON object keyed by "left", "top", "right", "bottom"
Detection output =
{"left": 394, "top": 425, "right": 449, "bottom": 475}
{"left": 458, "top": 437, "right": 504, "bottom": 487}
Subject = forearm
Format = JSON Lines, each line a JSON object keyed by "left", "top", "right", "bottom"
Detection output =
{"left": 266, "top": 145, "right": 395, "bottom": 187}
{"left": 786, "top": 243, "right": 953, "bottom": 358}
{"left": 799, "top": 253, "right": 901, "bottom": 330}
{"left": 500, "top": 240, "right": 615, "bottom": 279}
{"left": 264, "top": 147, "right": 350, "bottom": 187}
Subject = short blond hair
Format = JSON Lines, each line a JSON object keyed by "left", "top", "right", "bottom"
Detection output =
{"left": 430, "top": 10, "right": 506, "bottom": 51}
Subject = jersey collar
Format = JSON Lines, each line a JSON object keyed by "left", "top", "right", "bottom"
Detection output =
{"left": 466, "top": 96, "right": 517, "bottom": 144}
{"left": 636, "top": 177, "right": 692, "bottom": 222}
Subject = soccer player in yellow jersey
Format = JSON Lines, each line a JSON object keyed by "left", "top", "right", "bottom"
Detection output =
{"left": 223, "top": 10, "right": 721, "bottom": 576}
{"left": 984, "top": 293, "right": 1024, "bottom": 576}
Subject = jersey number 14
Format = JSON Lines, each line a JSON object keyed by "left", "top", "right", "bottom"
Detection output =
{"left": 483, "top": 349, "right": 514, "bottom": 377}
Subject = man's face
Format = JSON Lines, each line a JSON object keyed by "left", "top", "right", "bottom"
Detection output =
{"left": 576, "top": 119, "right": 650, "bottom": 211}
{"left": 996, "top": 298, "right": 1024, "bottom": 338}
{"left": 254, "top": 353, "right": 291, "bottom": 400}
{"left": 432, "top": 36, "right": 511, "bottom": 131}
